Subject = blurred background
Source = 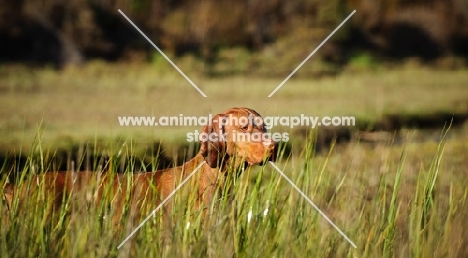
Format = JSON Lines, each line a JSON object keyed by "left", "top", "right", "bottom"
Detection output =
{"left": 2, "top": 0, "right": 468, "bottom": 68}
{"left": 1, "top": 0, "right": 468, "bottom": 170}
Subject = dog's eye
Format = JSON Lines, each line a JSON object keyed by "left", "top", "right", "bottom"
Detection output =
{"left": 240, "top": 124, "right": 249, "bottom": 131}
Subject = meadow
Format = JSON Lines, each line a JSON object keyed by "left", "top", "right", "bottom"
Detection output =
{"left": 1, "top": 62, "right": 468, "bottom": 257}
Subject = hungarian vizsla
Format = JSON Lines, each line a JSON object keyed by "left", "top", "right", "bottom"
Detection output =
{"left": 3, "top": 107, "right": 276, "bottom": 222}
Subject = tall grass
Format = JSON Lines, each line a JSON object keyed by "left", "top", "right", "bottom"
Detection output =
{"left": 1, "top": 126, "right": 468, "bottom": 257}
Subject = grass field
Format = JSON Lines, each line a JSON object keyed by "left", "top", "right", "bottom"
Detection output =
{"left": 1, "top": 63, "right": 468, "bottom": 257}
{"left": 1, "top": 62, "right": 467, "bottom": 151}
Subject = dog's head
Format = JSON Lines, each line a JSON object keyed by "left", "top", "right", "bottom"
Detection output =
{"left": 199, "top": 107, "right": 277, "bottom": 169}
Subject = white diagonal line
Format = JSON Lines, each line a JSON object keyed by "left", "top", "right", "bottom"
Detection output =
{"left": 117, "top": 161, "right": 206, "bottom": 249}
{"left": 118, "top": 9, "right": 207, "bottom": 97}
{"left": 268, "top": 10, "right": 356, "bottom": 97}
{"left": 268, "top": 161, "right": 357, "bottom": 248}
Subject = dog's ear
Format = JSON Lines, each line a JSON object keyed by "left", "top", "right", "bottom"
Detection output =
{"left": 199, "top": 114, "right": 227, "bottom": 168}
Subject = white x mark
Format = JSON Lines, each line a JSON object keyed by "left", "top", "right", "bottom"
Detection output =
{"left": 269, "top": 161, "right": 357, "bottom": 248}
{"left": 268, "top": 10, "right": 356, "bottom": 97}
{"left": 118, "top": 9, "right": 207, "bottom": 97}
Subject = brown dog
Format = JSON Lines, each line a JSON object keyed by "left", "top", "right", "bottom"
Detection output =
{"left": 3, "top": 107, "right": 276, "bottom": 223}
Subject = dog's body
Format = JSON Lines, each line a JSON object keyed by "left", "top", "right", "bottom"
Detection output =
{"left": 3, "top": 108, "right": 276, "bottom": 222}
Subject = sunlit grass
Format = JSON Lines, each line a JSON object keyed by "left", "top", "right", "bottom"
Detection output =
{"left": 1, "top": 62, "right": 468, "bottom": 256}
{"left": 0, "top": 63, "right": 467, "bottom": 153}
{"left": 1, "top": 125, "right": 467, "bottom": 257}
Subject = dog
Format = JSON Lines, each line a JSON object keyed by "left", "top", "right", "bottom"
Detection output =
{"left": 3, "top": 107, "right": 276, "bottom": 224}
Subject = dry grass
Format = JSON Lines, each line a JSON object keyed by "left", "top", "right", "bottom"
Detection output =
{"left": 0, "top": 62, "right": 467, "bottom": 152}
{"left": 1, "top": 125, "right": 468, "bottom": 257}
{"left": 1, "top": 63, "right": 468, "bottom": 257}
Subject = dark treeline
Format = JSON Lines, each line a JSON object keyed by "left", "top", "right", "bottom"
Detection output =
{"left": 1, "top": 0, "right": 467, "bottom": 68}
